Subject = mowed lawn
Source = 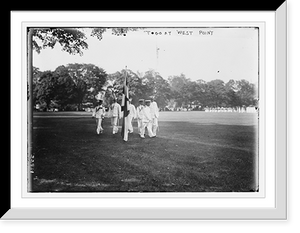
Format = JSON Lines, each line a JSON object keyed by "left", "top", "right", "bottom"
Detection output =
{"left": 30, "top": 111, "right": 258, "bottom": 192}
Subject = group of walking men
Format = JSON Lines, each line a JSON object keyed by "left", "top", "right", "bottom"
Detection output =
{"left": 136, "top": 98, "right": 159, "bottom": 138}
{"left": 92, "top": 97, "right": 159, "bottom": 140}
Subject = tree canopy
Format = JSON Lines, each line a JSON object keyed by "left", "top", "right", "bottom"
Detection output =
{"left": 33, "top": 64, "right": 258, "bottom": 112}
{"left": 33, "top": 64, "right": 107, "bottom": 111}
{"left": 31, "top": 27, "right": 142, "bottom": 55}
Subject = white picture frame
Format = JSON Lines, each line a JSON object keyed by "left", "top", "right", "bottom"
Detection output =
{"left": 5, "top": 2, "right": 287, "bottom": 220}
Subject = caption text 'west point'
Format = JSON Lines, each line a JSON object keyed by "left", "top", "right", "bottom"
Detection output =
{"left": 144, "top": 30, "right": 214, "bottom": 36}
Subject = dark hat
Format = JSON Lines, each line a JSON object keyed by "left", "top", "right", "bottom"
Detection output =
{"left": 145, "top": 100, "right": 151, "bottom": 103}
{"left": 139, "top": 99, "right": 144, "bottom": 102}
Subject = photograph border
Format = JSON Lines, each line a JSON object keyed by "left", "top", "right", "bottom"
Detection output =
{"left": 22, "top": 21, "right": 266, "bottom": 198}
{"left": 4, "top": 1, "right": 287, "bottom": 220}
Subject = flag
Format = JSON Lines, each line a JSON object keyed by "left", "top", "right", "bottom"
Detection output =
{"left": 121, "top": 67, "right": 130, "bottom": 141}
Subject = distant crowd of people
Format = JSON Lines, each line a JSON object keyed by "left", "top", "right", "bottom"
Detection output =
{"left": 92, "top": 97, "right": 159, "bottom": 141}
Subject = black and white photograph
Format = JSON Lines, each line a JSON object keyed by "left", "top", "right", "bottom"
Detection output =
{"left": 5, "top": 0, "right": 291, "bottom": 225}
{"left": 29, "top": 26, "right": 259, "bottom": 193}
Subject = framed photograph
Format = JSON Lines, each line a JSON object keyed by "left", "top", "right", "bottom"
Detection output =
{"left": 4, "top": 1, "right": 286, "bottom": 220}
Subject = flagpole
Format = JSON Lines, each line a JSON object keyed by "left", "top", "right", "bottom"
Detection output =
{"left": 121, "top": 65, "right": 129, "bottom": 141}
{"left": 125, "top": 66, "right": 127, "bottom": 85}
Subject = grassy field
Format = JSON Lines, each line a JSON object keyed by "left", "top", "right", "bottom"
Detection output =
{"left": 30, "top": 111, "right": 258, "bottom": 192}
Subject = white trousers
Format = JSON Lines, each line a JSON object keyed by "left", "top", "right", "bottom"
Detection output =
{"left": 141, "top": 121, "right": 154, "bottom": 137}
{"left": 137, "top": 119, "right": 143, "bottom": 135}
{"left": 111, "top": 117, "right": 119, "bottom": 134}
{"left": 122, "top": 117, "right": 130, "bottom": 141}
{"left": 128, "top": 115, "right": 134, "bottom": 133}
{"left": 96, "top": 118, "right": 103, "bottom": 134}
{"left": 152, "top": 118, "right": 158, "bottom": 136}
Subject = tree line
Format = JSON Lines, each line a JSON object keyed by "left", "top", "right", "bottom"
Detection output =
{"left": 32, "top": 63, "right": 258, "bottom": 111}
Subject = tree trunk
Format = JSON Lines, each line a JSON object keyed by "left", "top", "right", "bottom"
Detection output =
{"left": 77, "top": 103, "right": 82, "bottom": 111}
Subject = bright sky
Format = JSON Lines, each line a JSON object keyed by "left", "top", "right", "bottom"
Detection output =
{"left": 33, "top": 27, "right": 259, "bottom": 83}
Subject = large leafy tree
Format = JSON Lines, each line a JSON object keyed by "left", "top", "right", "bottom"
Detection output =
{"left": 193, "top": 79, "right": 209, "bottom": 107}
{"left": 236, "top": 79, "right": 257, "bottom": 107}
{"left": 32, "top": 67, "right": 42, "bottom": 102}
{"left": 32, "top": 28, "right": 88, "bottom": 55}
{"left": 34, "top": 71, "right": 57, "bottom": 110}
{"left": 141, "top": 70, "right": 172, "bottom": 108}
{"left": 90, "top": 28, "right": 141, "bottom": 40}
{"left": 206, "top": 79, "right": 227, "bottom": 107}
{"left": 179, "top": 81, "right": 198, "bottom": 107}
{"left": 168, "top": 74, "right": 190, "bottom": 108}
{"left": 224, "top": 79, "right": 241, "bottom": 108}
{"left": 33, "top": 64, "right": 107, "bottom": 110}
{"left": 31, "top": 27, "right": 142, "bottom": 55}
{"left": 58, "top": 63, "right": 107, "bottom": 109}
{"left": 52, "top": 66, "right": 78, "bottom": 109}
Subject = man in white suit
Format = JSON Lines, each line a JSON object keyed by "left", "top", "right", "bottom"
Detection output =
{"left": 141, "top": 100, "right": 154, "bottom": 138}
{"left": 92, "top": 99, "right": 105, "bottom": 135}
{"left": 128, "top": 98, "right": 137, "bottom": 133}
{"left": 150, "top": 97, "right": 159, "bottom": 137}
{"left": 136, "top": 99, "right": 145, "bottom": 137}
{"left": 110, "top": 98, "right": 121, "bottom": 134}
